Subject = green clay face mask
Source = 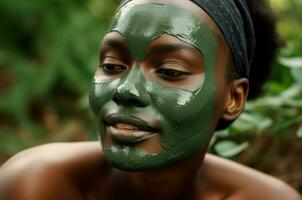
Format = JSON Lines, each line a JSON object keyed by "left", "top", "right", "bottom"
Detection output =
{"left": 89, "top": 2, "right": 218, "bottom": 171}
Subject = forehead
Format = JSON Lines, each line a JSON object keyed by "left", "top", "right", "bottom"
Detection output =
{"left": 118, "top": 0, "right": 224, "bottom": 42}
{"left": 108, "top": 1, "right": 218, "bottom": 63}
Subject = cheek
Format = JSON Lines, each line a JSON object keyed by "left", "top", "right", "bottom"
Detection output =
{"left": 213, "top": 82, "right": 228, "bottom": 122}
{"left": 89, "top": 79, "right": 119, "bottom": 117}
{"left": 146, "top": 77, "right": 215, "bottom": 125}
{"left": 145, "top": 80, "right": 201, "bottom": 124}
{"left": 89, "top": 80, "right": 120, "bottom": 140}
{"left": 212, "top": 42, "right": 232, "bottom": 121}
{"left": 145, "top": 75, "right": 216, "bottom": 150}
{"left": 149, "top": 86, "right": 215, "bottom": 156}
{"left": 212, "top": 79, "right": 230, "bottom": 126}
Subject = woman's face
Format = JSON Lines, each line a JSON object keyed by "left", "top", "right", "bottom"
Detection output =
{"left": 89, "top": 0, "right": 231, "bottom": 171}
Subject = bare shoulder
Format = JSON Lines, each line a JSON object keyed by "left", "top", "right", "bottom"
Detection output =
{"left": 0, "top": 142, "right": 107, "bottom": 200}
{"left": 201, "top": 154, "right": 301, "bottom": 200}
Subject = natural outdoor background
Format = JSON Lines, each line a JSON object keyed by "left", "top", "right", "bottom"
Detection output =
{"left": 0, "top": 0, "right": 301, "bottom": 193}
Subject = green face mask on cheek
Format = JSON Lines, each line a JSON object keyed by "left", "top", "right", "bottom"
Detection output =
{"left": 89, "top": 2, "right": 218, "bottom": 171}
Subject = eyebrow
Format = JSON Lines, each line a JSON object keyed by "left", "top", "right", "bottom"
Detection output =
{"left": 100, "top": 37, "right": 133, "bottom": 63}
{"left": 101, "top": 37, "right": 201, "bottom": 61}
{"left": 102, "top": 38, "right": 128, "bottom": 50}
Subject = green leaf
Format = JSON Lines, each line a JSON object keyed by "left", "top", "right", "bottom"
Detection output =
{"left": 279, "top": 57, "right": 302, "bottom": 68}
{"left": 274, "top": 115, "right": 302, "bottom": 133}
{"left": 230, "top": 112, "right": 272, "bottom": 134}
{"left": 297, "top": 125, "right": 302, "bottom": 138}
{"left": 291, "top": 68, "right": 302, "bottom": 86}
{"left": 214, "top": 140, "right": 249, "bottom": 158}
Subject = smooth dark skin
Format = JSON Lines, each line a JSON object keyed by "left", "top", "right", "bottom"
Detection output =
{"left": 0, "top": 0, "right": 301, "bottom": 199}
{"left": 0, "top": 142, "right": 301, "bottom": 200}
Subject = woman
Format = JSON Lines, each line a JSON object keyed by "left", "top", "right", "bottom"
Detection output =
{"left": 0, "top": 0, "right": 301, "bottom": 199}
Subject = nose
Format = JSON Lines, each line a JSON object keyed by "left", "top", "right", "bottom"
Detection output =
{"left": 112, "top": 67, "right": 150, "bottom": 107}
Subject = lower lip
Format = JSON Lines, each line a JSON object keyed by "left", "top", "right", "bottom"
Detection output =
{"left": 107, "top": 126, "right": 158, "bottom": 143}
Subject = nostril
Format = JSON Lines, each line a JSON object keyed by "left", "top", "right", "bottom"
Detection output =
{"left": 112, "top": 82, "right": 150, "bottom": 107}
{"left": 113, "top": 97, "right": 121, "bottom": 105}
{"left": 129, "top": 98, "right": 146, "bottom": 107}
{"left": 113, "top": 96, "right": 146, "bottom": 107}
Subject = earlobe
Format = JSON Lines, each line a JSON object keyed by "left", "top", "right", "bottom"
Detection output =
{"left": 222, "top": 78, "right": 249, "bottom": 122}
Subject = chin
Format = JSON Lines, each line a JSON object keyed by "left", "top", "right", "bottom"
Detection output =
{"left": 103, "top": 144, "right": 203, "bottom": 172}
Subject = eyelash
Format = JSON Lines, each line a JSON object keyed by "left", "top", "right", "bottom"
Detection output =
{"left": 156, "top": 68, "right": 190, "bottom": 81}
{"left": 101, "top": 64, "right": 127, "bottom": 75}
{"left": 99, "top": 62, "right": 191, "bottom": 81}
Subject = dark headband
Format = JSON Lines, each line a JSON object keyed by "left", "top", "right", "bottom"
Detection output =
{"left": 120, "top": 0, "right": 256, "bottom": 78}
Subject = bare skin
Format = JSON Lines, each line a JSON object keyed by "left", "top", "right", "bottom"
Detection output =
{"left": 0, "top": 142, "right": 300, "bottom": 200}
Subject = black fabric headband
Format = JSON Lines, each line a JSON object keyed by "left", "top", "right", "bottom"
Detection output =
{"left": 120, "top": 0, "right": 256, "bottom": 78}
{"left": 191, "top": 0, "right": 255, "bottom": 78}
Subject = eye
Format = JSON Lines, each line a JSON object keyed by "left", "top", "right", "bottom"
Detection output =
{"left": 101, "top": 64, "right": 127, "bottom": 75}
{"left": 156, "top": 68, "right": 190, "bottom": 81}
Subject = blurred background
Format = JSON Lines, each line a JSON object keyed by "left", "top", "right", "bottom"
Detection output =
{"left": 0, "top": 0, "right": 301, "bottom": 193}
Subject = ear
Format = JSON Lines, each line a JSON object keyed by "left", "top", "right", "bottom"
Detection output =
{"left": 222, "top": 78, "right": 249, "bottom": 122}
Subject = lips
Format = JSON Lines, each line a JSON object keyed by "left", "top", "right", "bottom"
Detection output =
{"left": 104, "top": 113, "right": 159, "bottom": 143}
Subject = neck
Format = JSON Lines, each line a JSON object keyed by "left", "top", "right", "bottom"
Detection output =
{"left": 112, "top": 153, "right": 206, "bottom": 200}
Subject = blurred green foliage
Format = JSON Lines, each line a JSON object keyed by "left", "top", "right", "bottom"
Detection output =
{"left": 0, "top": 0, "right": 301, "bottom": 160}
{"left": 0, "top": 0, "right": 120, "bottom": 156}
